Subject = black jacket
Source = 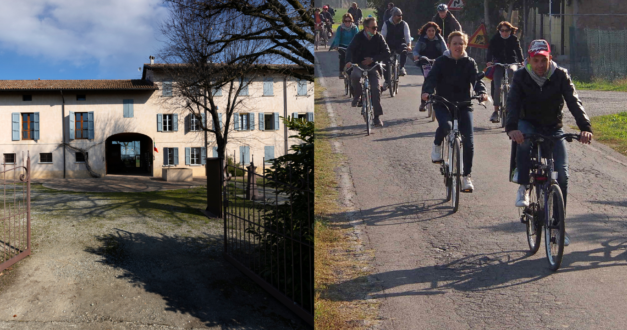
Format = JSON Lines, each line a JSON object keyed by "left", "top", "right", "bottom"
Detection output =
{"left": 346, "top": 31, "right": 391, "bottom": 66}
{"left": 348, "top": 7, "right": 362, "bottom": 22}
{"left": 505, "top": 66, "right": 592, "bottom": 133}
{"left": 486, "top": 33, "right": 524, "bottom": 64}
{"left": 422, "top": 53, "right": 487, "bottom": 105}
{"left": 432, "top": 12, "right": 462, "bottom": 40}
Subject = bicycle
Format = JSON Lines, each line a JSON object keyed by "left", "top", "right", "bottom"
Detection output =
{"left": 515, "top": 133, "right": 581, "bottom": 271}
{"left": 352, "top": 62, "right": 382, "bottom": 136}
{"left": 419, "top": 56, "right": 437, "bottom": 122}
{"left": 426, "top": 94, "right": 487, "bottom": 213}
{"left": 490, "top": 63, "right": 517, "bottom": 128}
{"left": 338, "top": 47, "right": 353, "bottom": 97}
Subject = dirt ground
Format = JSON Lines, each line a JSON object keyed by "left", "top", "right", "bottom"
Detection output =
{"left": 0, "top": 184, "right": 307, "bottom": 329}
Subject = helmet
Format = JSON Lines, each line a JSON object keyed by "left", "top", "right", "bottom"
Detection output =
{"left": 323, "top": 5, "right": 328, "bottom": 9}
{"left": 437, "top": 4, "right": 448, "bottom": 12}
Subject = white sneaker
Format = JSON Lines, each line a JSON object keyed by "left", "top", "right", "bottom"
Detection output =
{"left": 431, "top": 144, "right": 442, "bottom": 163}
{"left": 516, "top": 185, "right": 530, "bottom": 207}
{"left": 462, "top": 175, "right": 474, "bottom": 192}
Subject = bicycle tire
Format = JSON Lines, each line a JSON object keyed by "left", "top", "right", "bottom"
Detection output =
{"left": 501, "top": 85, "right": 508, "bottom": 128}
{"left": 545, "top": 184, "right": 566, "bottom": 271}
{"left": 452, "top": 138, "right": 461, "bottom": 212}
{"left": 525, "top": 183, "right": 542, "bottom": 254}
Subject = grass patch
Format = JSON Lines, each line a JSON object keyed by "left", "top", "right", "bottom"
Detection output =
{"left": 314, "top": 78, "right": 380, "bottom": 329}
{"left": 588, "top": 112, "right": 627, "bottom": 157}
{"left": 573, "top": 78, "right": 627, "bottom": 92}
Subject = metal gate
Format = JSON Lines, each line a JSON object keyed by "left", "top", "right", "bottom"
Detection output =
{"left": 223, "top": 160, "right": 313, "bottom": 326}
{"left": 1, "top": 154, "right": 31, "bottom": 273}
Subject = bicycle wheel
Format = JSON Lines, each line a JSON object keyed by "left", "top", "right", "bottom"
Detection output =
{"left": 545, "top": 184, "right": 566, "bottom": 271}
{"left": 451, "top": 138, "right": 461, "bottom": 212}
{"left": 525, "top": 183, "right": 542, "bottom": 254}
{"left": 501, "top": 85, "right": 508, "bottom": 128}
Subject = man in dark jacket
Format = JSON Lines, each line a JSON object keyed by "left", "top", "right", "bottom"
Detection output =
{"left": 506, "top": 40, "right": 593, "bottom": 240}
{"left": 432, "top": 4, "right": 462, "bottom": 40}
{"left": 346, "top": 17, "right": 391, "bottom": 127}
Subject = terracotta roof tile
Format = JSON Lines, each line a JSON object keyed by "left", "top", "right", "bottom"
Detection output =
{"left": 0, "top": 80, "right": 158, "bottom": 91}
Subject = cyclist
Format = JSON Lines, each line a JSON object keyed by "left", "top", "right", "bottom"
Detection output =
{"left": 381, "top": 7, "right": 411, "bottom": 92}
{"left": 421, "top": 31, "right": 488, "bottom": 192}
{"left": 321, "top": 6, "right": 334, "bottom": 37}
{"left": 330, "top": 13, "right": 359, "bottom": 79}
{"left": 313, "top": 8, "right": 328, "bottom": 47}
{"left": 506, "top": 39, "right": 592, "bottom": 217}
{"left": 486, "top": 21, "right": 524, "bottom": 123}
{"left": 432, "top": 4, "right": 462, "bottom": 41}
{"left": 348, "top": 2, "right": 363, "bottom": 26}
{"left": 346, "top": 17, "right": 391, "bottom": 127}
{"left": 383, "top": 2, "right": 394, "bottom": 23}
{"left": 413, "top": 21, "right": 447, "bottom": 112}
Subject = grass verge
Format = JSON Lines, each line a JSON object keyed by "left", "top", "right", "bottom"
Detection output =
{"left": 587, "top": 112, "right": 627, "bottom": 157}
{"left": 314, "top": 78, "right": 380, "bottom": 329}
{"left": 573, "top": 78, "right": 627, "bottom": 92}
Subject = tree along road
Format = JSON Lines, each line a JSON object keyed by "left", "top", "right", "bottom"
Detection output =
{"left": 316, "top": 49, "right": 627, "bottom": 330}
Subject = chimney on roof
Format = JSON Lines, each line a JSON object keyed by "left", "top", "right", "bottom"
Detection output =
{"left": 149, "top": 55, "right": 155, "bottom": 65}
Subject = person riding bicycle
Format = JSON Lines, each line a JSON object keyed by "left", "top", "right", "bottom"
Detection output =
{"left": 421, "top": 31, "right": 488, "bottom": 192}
{"left": 348, "top": 2, "right": 363, "bottom": 26}
{"left": 381, "top": 7, "right": 411, "bottom": 90}
{"left": 486, "top": 21, "right": 524, "bottom": 123}
{"left": 346, "top": 17, "right": 391, "bottom": 127}
{"left": 313, "top": 8, "right": 329, "bottom": 47}
{"left": 506, "top": 40, "right": 593, "bottom": 241}
{"left": 321, "top": 6, "right": 334, "bottom": 37}
{"left": 432, "top": 4, "right": 462, "bottom": 41}
{"left": 330, "top": 13, "right": 359, "bottom": 79}
{"left": 413, "top": 21, "right": 447, "bottom": 112}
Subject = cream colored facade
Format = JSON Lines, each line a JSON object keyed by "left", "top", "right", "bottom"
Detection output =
{"left": 0, "top": 65, "right": 313, "bottom": 179}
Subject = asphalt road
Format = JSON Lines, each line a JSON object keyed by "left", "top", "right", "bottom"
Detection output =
{"left": 316, "top": 49, "right": 627, "bottom": 330}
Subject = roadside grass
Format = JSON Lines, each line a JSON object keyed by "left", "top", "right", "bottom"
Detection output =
{"left": 587, "top": 112, "right": 627, "bottom": 157}
{"left": 314, "top": 79, "right": 380, "bottom": 329}
{"left": 573, "top": 78, "right": 627, "bottom": 92}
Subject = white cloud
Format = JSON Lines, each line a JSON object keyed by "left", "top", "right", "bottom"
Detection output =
{"left": 0, "top": 0, "right": 169, "bottom": 75}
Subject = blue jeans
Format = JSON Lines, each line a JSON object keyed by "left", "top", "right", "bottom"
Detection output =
{"left": 434, "top": 104, "right": 474, "bottom": 176}
{"left": 516, "top": 120, "right": 569, "bottom": 207}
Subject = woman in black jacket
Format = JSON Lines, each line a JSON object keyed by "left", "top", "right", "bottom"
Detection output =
{"left": 486, "top": 21, "right": 524, "bottom": 123}
{"left": 421, "top": 31, "right": 488, "bottom": 192}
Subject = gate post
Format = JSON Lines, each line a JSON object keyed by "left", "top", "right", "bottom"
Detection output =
{"left": 246, "top": 161, "right": 258, "bottom": 200}
{"left": 205, "top": 157, "right": 224, "bottom": 218}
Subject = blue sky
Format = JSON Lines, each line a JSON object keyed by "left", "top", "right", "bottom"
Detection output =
{"left": 0, "top": 0, "right": 170, "bottom": 80}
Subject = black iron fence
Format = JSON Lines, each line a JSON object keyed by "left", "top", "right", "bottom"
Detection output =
{"left": 222, "top": 159, "right": 313, "bottom": 326}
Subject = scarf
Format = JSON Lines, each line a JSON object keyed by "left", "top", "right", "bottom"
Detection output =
{"left": 524, "top": 58, "right": 558, "bottom": 87}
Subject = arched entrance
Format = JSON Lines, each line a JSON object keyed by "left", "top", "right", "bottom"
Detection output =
{"left": 105, "top": 133, "right": 153, "bottom": 175}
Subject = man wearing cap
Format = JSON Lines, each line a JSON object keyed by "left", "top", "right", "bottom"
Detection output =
{"left": 506, "top": 39, "right": 593, "bottom": 245}
{"left": 432, "top": 4, "right": 462, "bottom": 40}
{"left": 381, "top": 7, "right": 412, "bottom": 86}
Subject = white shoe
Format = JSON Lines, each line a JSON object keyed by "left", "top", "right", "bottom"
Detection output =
{"left": 462, "top": 175, "right": 474, "bottom": 192}
{"left": 431, "top": 144, "right": 442, "bottom": 163}
{"left": 515, "top": 185, "right": 530, "bottom": 207}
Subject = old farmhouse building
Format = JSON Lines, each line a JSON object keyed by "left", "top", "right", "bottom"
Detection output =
{"left": 0, "top": 61, "right": 313, "bottom": 179}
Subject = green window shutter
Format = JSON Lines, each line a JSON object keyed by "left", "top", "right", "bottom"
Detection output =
{"left": 163, "top": 147, "right": 168, "bottom": 165}
{"left": 185, "top": 147, "right": 191, "bottom": 165}
{"left": 234, "top": 114, "right": 240, "bottom": 131}
{"left": 298, "top": 80, "right": 307, "bottom": 96}
{"left": 12, "top": 113, "right": 19, "bottom": 141}
{"left": 264, "top": 146, "right": 274, "bottom": 163}
{"left": 201, "top": 148, "right": 206, "bottom": 165}
{"left": 173, "top": 113, "right": 178, "bottom": 131}
{"left": 173, "top": 147, "right": 179, "bottom": 165}
{"left": 307, "top": 112, "right": 314, "bottom": 122}
{"left": 259, "top": 113, "right": 265, "bottom": 131}
{"left": 263, "top": 78, "right": 273, "bottom": 96}
{"left": 213, "top": 147, "right": 218, "bottom": 158}
{"left": 88, "top": 112, "right": 94, "bottom": 139}
{"left": 157, "top": 114, "right": 163, "bottom": 132}
{"left": 33, "top": 112, "right": 40, "bottom": 140}
{"left": 249, "top": 113, "right": 255, "bottom": 131}
{"left": 69, "top": 111, "right": 75, "bottom": 140}
{"left": 274, "top": 113, "right": 279, "bottom": 131}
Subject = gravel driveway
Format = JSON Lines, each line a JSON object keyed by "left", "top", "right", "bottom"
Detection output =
{"left": 0, "top": 185, "right": 306, "bottom": 329}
